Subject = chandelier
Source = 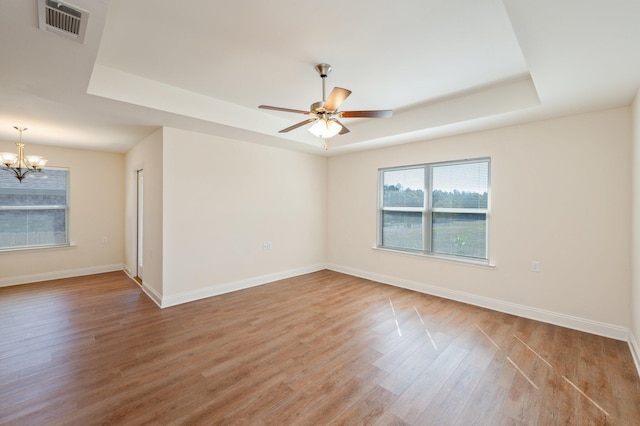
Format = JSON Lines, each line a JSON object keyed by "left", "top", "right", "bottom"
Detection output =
{"left": 0, "top": 127, "right": 48, "bottom": 182}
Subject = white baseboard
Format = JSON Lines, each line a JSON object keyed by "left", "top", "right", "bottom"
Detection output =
{"left": 140, "top": 281, "right": 163, "bottom": 307}
{"left": 0, "top": 264, "right": 124, "bottom": 287}
{"left": 629, "top": 332, "right": 640, "bottom": 378}
{"left": 121, "top": 269, "right": 163, "bottom": 308}
{"left": 327, "top": 263, "right": 629, "bottom": 342}
{"left": 123, "top": 265, "right": 133, "bottom": 277}
{"left": 159, "top": 264, "right": 326, "bottom": 308}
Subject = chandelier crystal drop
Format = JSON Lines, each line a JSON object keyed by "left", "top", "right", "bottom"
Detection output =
{"left": 0, "top": 127, "right": 48, "bottom": 182}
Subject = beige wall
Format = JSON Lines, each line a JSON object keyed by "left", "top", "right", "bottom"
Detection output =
{"left": 161, "top": 127, "right": 327, "bottom": 300}
{"left": 124, "top": 128, "right": 163, "bottom": 297}
{"left": 327, "top": 107, "right": 631, "bottom": 329}
{"left": 631, "top": 92, "right": 640, "bottom": 358}
{"left": 0, "top": 142, "right": 124, "bottom": 284}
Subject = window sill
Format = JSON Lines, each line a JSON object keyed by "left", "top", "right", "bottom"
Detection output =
{"left": 0, "top": 243, "right": 76, "bottom": 253}
{"left": 372, "top": 246, "right": 496, "bottom": 269}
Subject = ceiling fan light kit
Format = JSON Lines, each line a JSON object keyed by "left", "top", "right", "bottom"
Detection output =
{"left": 259, "top": 63, "right": 393, "bottom": 147}
{"left": 308, "top": 118, "right": 342, "bottom": 138}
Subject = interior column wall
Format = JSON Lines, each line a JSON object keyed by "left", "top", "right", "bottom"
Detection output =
{"left": 160, "top": 127, "right": 327, "bottom": 304}
{"left": 124, "top": 128, "right": 163, "bottom": 298}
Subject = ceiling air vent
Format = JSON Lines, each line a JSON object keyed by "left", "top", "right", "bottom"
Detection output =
{"left": 37, "top": 0, "right": 89, "bottom": 43}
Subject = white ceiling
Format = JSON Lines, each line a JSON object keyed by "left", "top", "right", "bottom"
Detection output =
{"left": 1, "top": 0, "right": 639, "bottom": 155}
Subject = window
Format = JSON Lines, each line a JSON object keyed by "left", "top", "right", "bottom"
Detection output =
{"left": 0, "top": 168, "right": 69, "bottom": 250}
{"left": 379, "top": 159, "right": 489, "bottom": 261}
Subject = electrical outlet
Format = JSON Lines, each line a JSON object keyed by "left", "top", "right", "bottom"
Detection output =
{"left": 262, "top": 241, "right": 272, "bottom": 250}
{"left": 531, "top": 261, "right": 540, "bottom": 272}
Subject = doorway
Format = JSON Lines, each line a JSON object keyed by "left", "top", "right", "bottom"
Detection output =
{"left": 135, "top": 169, "right": 144, "bottom": 284}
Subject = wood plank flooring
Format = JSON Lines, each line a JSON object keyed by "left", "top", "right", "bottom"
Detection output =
{"left": 1, "top": 270, "right": 639, "bottom": 425}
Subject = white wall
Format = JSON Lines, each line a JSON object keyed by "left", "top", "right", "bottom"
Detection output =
{"left": 0, "top": 142, "right": 124, "bottom": 285}
{"left": 631, "top": 92, "right": 640, "bottom": 366}
{"left": 124, "top": 128, "right": 163, "bottom": 298}
{"left": 328, "top": 107, "right": 631, "bottom": 336}
{"left": 160, "top": 127, "right": 327, "bottom": 303}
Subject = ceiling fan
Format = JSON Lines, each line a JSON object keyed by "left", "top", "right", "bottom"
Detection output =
{"left": 259, "top": 63, "right": 393, "bottom": 144}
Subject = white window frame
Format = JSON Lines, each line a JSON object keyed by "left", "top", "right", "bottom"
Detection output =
{"left": 377, "top": 158, "right": 490, "bottom": 263}
{"left": 0, "top": 167, "right": 70, "bottom": 251}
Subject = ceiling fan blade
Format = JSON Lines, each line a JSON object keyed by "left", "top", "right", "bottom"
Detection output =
{"left": 323, "top": 87, "right": 352, "bottom": 112}
{"left": 340, "top": 110, "right": 393, "bottom": 118}
{"left": 259, "top": 105, "right": 312, "bottom": 115}
{"left": 336, "top": 120, "right": 350, "bottom": 135}
{"left": 279, "top": 118, "right": 317, "bottom": 133}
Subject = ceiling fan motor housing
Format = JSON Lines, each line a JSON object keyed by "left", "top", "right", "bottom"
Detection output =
{"left": 311, "top": 101, "right": 326, "bottom": 113}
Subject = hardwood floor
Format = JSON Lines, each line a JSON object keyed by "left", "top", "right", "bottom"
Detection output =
{"left": 1, "top": 270, "right": 639, "bottom": 425}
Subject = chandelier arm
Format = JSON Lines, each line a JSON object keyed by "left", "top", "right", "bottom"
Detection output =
{"left": 1, "top": 165, "right": 24, "bottom": 181}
